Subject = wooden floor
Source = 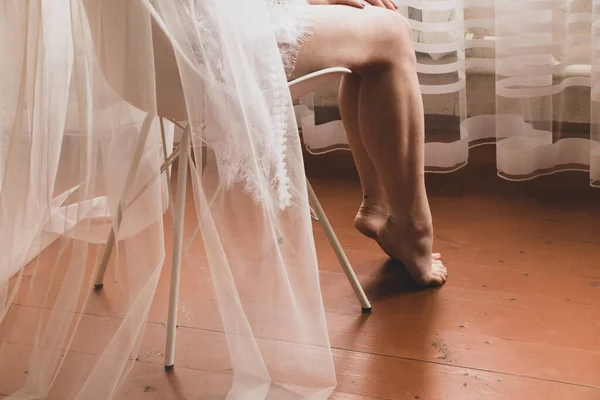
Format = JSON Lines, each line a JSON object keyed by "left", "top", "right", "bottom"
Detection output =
{"left": 304, "top": 146, "right": 600, "bottom": 400}
{"left": 2, "top": 145, "right": 600, "bottom": 399}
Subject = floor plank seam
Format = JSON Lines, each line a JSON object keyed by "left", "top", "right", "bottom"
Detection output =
{"left": 331, "top": 346, "right": 600, "bottom": 391}
{"left": 333, "top": 389, "right": 390, "bottom": 400}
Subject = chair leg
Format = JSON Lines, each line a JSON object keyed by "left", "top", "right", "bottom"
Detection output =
{"left": 310, "top": 206, "right": 319, "bottom": 221}
{"left": 164, "top": 125, "right": 191, "bottom": 370}
{"left": 160, "top": 118, "right": 176, "bottom": 226}
{"left": 305, "top": 179, "right": 371, "bottom": 312}
{"left": 94, "top": 218, "right": 117, "bottom": 289}
{"left": 182, "top": 143, "right": 209, "bottom": 255}
{"left": 94, "top": 115, "right": 154, "bottom": 289}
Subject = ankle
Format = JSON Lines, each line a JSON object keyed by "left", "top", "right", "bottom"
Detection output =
{"left": 361, "top": 193, "right": 387, "bottom": 208}
{"left": 378, "top": 215, "right": 434, "bottom": 260}
{"left": 386, "top": 215, "right": 432, "bottom": 235}
{"left": 359, "top": 202, "right": 388, "bottom": 215}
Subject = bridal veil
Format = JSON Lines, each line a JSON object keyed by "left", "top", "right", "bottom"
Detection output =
{"left": 0, "top": 0, "right": 336, "bottom": 398}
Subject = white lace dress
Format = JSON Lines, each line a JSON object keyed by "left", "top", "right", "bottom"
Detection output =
{"left": 268, "top": 0, "right": 313, "bottom": 77}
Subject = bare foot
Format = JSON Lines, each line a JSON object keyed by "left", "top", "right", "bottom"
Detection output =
{"left": 354, "top": 201, "right": 389, "bottom": 240}
{"left": 377, "top": 217, "right": 447, "bottom": 287}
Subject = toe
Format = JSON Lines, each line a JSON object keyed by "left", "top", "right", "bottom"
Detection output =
{"left": 433, "top": 270, "right": 447, "bottom": 282}
{"left": 431, "top": 273, "right": 445, "bottom": 285}
{"left": 432, "top": 253, "right": 442, "bottom": 260}
{"left": 433, "top": 263, "right": 447, "bottom": 277}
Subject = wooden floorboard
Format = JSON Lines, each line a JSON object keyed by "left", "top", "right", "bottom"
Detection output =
{"left": 306, "top": 146, "right": 600, "bottom": 398}
{"left": 1, "top": 146, "right": 599, "bottom": 398}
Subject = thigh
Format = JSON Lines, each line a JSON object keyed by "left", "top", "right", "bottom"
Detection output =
{"left": 289, "top": 4, "right": 407, "bottom": 79}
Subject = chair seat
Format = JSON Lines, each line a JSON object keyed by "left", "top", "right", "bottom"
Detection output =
{"left": 288, "top": 67, "right": 351, "bottom": 100}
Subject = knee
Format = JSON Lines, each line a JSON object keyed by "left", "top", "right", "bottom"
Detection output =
{"left": 370, "top": 12, "right": 416, "bottom": 69}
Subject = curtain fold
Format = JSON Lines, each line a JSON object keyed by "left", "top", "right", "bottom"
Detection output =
{"left": 299, "top": 0, "right": 600, "bottom": 186}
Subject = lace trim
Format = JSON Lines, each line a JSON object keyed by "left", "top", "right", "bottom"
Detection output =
{"left": 175, "top": 0, "right": 304, "bottom": 210}
{"left": 198, "top": 59, "right": 294, "bottom": 210}
{"left": 270, "top": 79, "right": 293, "bottom": 209}
{"left": 268, "top": 0, "right": 313, "bottom": 77}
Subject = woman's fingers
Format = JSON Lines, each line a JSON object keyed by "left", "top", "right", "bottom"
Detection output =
{"left": 337, "top": 0, "right": 367, "bottom": 8}
{"left": 365, "top": 0, "right": 398, "bottom": 9}
{"left": 329, "top": 0, "right": 398, "bottom": 10}
{"left": 383, "top": 0, "right": 399, "bottom": 9}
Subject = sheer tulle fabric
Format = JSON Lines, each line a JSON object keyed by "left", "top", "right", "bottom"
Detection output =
{"left": 298, "top": 0, "right": 600, "bottom": 186}
{"left": 0, "top": 0, "right": 335, "bottom": 398}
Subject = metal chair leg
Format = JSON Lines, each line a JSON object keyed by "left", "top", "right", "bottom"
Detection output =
{"left": 94, "top": 115, "right": 154, "bottom": 289}
{"left": 160, "top": 118, "right": 176, "bottom": 226}
{"left": 306, "top": 179, "right": 371, "bottom": 312}
{"left": 94, "top": 214, "right": 117, "bottom": 289}
{"left": 164, "top": 125, "right": 191, "bottom": 370}
{"left": 310, "top": 206, "right": 319, "bottom": 221}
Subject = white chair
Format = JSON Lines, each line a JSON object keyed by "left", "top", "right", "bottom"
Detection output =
{"left": 288, "top": 67, "right": 372, "bottom": 315}
{"left": 85, "top": 3, "right": 370, "bottom": 371}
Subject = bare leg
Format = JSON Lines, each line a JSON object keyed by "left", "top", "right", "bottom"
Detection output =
{"left": 338, "top": 73, "right": 388, "bottom": 239}
{"left": 291, "top": 5, "right": 446, "bottom": 286}
{"left": 357, "top": 52, "right": 446, "bottom": 286}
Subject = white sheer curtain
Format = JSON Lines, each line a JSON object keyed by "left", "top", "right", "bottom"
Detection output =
{"left": 298, "top": 0, "right": 600, "bottom": 186}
